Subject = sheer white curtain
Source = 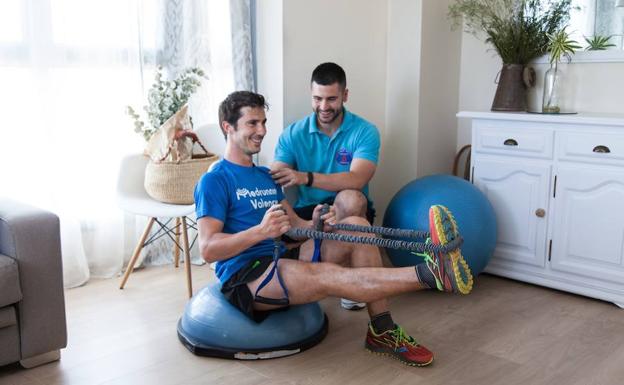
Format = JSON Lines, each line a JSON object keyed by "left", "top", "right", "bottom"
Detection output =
{"left": 0, "top": 0, "right": 250, "bottom": 287}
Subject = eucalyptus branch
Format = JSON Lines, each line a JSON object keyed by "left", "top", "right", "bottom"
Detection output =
{"left": 126, "top": 67, "right": 207, "bottom": 141}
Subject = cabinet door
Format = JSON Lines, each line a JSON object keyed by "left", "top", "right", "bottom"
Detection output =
{"left": 473, "top": 158, "right": 551, "bottom": 267}
{"left": 550, "top": 166, "right": 624, "bottom": 284}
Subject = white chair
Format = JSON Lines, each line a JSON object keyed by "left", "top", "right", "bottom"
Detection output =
{"left": 117, "top": 154, "right": 195, "bottom": 298}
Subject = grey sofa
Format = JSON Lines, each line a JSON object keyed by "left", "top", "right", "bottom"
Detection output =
{"left": 0, "top": 199, "right": 67, "bottom": 368}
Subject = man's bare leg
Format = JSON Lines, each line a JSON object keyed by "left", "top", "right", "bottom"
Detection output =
{"left": 248, "top": 215, "right": 428, "bottom": 309}
{"left": 332, "top": 189, "right": 367, "bottom": 220}
{"left": 247, "top": 256, "right": 426, "bottom": 308}
{"left": 297, "top": 215, "right": 399, "bottom": 316}
{"left": 332, "top": 191, "right": 374, "bottom": 310}
{"left": 246, "top": 233, "right": 435, "bottom": 367}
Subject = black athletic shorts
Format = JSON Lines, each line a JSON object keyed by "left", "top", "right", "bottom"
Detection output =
{"left": 220, "top": 247, "right": 300, "bottom": 323}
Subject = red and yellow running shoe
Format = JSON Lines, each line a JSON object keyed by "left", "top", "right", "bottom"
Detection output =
{"left": 365, "top": 324, "right": 434, "bottom": 367}
{"left": 427, "top": 205, "right": 473, "bottom": 295}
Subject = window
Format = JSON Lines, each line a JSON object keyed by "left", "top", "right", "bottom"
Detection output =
{"left": 0, "top": 0, "right": 246, "bottom": 286}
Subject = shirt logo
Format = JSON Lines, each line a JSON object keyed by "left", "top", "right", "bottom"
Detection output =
{"left": 335, "top": 148, "right": 353, "bottom": 165}
{"left": 236, "top": 187, "right": 278, "bottom": 209}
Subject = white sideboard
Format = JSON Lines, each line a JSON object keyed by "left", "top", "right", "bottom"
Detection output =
{"left": 458, "top": 111, "right": 624, "bottom": 308}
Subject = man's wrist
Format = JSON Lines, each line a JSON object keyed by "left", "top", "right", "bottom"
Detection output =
{"left": 306, "top": 171, "right": 314, "bottom": 187}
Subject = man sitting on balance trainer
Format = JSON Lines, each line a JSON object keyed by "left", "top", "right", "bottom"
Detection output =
{"left": 195, "top": 90, "right": 471, "bottom": 367}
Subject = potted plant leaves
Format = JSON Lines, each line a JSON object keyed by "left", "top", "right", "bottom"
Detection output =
{"left": 449, "top": 0, "right": 573, "bottom": 111}
{"left": 542, "top": 29, "right": 580, "bottom": 113}
{"left": 584, "top": 35, "right": 616, "bottom": 51}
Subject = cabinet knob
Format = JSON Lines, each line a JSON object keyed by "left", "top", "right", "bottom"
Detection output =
{"left": 535, "top": 208, "right": 546, "bottom": 218}
{"left": 504, "top": 138, "right": 518, "bottom": 146}
{"left": 592, "top": 145, "right": 611, "bottom": 153}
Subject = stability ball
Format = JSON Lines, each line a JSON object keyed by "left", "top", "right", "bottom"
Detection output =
{"left": 178, "top": 283, "right": 328, "bottom": 360}
{"left": 383, "top": 174, "right": 496, "bottom": 275}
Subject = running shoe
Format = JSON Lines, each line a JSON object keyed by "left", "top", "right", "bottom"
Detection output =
{"left": 365, "top": 323, "right": 434, "bottom": 367}
{"left": 340, "top": 298, "right": 366, "bottom": 310}
{"left": 426, "top": 205, "right": 473, "bottom": 294}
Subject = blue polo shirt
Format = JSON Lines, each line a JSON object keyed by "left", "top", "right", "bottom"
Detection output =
{"left": 274, "top": 109, "right": 380, "bottom": 208}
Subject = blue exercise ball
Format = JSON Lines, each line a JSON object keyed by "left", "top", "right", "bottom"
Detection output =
{"left": 178, "top": 283, "right": 328, "bottom": 360}
{"left": 382, "top": 174, "right": 496, "bottom": 276}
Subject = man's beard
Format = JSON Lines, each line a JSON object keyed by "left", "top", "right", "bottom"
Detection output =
{"left": 315, "top": 106, "right": 343, "bottom": 124}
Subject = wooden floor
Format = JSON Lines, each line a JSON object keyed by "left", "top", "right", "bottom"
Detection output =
{"left": 1, "top": 264, "right": 624, "bottom": 385}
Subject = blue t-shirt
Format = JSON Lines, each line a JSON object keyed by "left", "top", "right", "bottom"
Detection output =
{"left": 274, "top": 108, "right": 380, "bottom": 208}
{"left": 194, "top": 159, "right": 286, "bottom": 284}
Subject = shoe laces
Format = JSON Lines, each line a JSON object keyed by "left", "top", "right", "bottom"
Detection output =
{"left": 412, "top": 238, "right": 433, "bottom": 263}
{"left": 412, "top": 238, "right": 445, "bottom": 291}
{"left": 389, "top": 325, "right": 417, "bottom": 348}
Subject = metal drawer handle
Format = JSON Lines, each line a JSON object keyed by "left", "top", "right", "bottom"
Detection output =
{"left": 592, "top": 145, "right": 611, "bottom": 154}
{"left": 535, "top": 208, "right": 545, "bottom": 218}
{"left": 504, "top": 139, "right": 518, "bottom": 146}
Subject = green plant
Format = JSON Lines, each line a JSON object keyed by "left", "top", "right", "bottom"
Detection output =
{"left": 541, "top": 28, "right": 579, "bottom": 113}
{"left": 127, "top": 67, "right": 207, "bottom": 141}
{"left": 584, "top": 35, "right": 616, "bottom": 51}
{"left": 547, "top": 29, "right": 580, "bottom": 64}
{"left": 448, "top": 0, "right": 573, "bottom": 64}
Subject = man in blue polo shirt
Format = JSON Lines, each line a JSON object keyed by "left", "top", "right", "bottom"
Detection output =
{"left": 271, "top": 62, "right": 380, "bottom": 310}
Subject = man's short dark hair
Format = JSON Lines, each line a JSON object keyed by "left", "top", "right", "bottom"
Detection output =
{"left": 218, "top": 91, "right": 268, "bottom": 139}
{"left": 311, "top": 62, "right": 346, "bottom": 89}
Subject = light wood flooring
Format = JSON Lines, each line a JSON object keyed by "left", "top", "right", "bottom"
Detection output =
{"left": 1, "top": 264, "right": 624, "bottom": 385}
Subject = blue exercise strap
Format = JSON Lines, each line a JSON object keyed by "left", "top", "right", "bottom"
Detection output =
{"left": 254, "top": 206, "right": 328, "bottom": 306}
{"left": 253, "top": 237, "right": 290, "bottom": 306}
{"left": 310, "top": 205, "right": 328, "bottom": 263}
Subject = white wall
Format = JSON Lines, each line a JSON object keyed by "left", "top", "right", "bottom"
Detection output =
{"left": 255, "top": 0, "right": 284, "bottom": 167}
{"left": 373, "top": 0, "right": 461, "bottom": 221}
{"left": 456, "top": 33, "right": 501, "bottom": 147}
{"left": 256, "top": 0, "right": 462, "bottom": 223}
{"left": 281, "top": 0, "right": 388, "bottom": 130}
{"left": 416, "top": 0, "right": 462, "bottom": 176}
{"left": 373, "top": 0, "right": 422, "bottom": 221}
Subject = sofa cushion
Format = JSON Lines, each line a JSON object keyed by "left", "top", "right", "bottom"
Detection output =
{"left": 0, "top": 305, "right": 17, "bottom": 329}
{"left": 0, "top": 254, "right": 22, "bottom": 308}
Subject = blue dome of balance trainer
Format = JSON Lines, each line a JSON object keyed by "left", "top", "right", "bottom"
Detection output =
{"left": 178, "top": 283, "right": 328, "bottom": 360}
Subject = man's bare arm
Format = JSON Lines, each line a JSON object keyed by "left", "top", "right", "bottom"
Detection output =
{"left": 271, "top": 158, "right": 376, "bottom": 191}
{"left": 197, "top": 205, "right": 290, "bottom": 263}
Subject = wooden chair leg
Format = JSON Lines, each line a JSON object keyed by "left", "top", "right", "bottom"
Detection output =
{"left": 120, "top": 217, "right": 156, "bottom": 289}
{"left": 174, "top": 217, "right": 181, "bottom": 268}
{"left": 181, "top": 216, "right": 193, "bottom": 298}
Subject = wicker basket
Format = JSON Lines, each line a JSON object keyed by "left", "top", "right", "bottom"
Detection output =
{"left": 145, "top": 152, "right": 219, "bottom": 205}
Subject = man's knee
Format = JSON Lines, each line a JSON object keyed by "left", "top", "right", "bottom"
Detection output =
{"left": 334, "top": 190, "right": 367, "bottom": 219}
{"left": 339, "top": 215, "right": 371, "bottom": 227}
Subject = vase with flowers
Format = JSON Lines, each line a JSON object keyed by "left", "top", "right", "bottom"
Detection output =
{"left": 126, "top": 67, "right": 218, "bottom": 205}
{"left": 449, "top": 0, "right": 574, "bottom": 111}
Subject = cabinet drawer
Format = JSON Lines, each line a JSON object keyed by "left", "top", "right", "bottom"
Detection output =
{"left": 558, "top": 131, "right": 624, "bottom": 166}
{"left": 473, "top": 125, "right": 554, "bottom": 159}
